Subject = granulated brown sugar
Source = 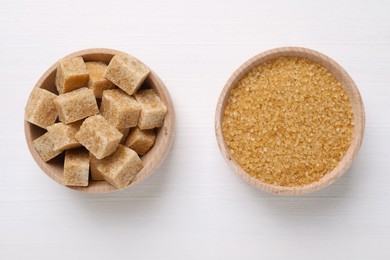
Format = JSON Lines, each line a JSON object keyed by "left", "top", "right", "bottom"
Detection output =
{"left": 222, "top": 57, "right": 354, "bottom": 187}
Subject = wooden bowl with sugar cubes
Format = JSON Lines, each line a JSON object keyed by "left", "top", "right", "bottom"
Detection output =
{"left": 24, "top": 48, "right": 175, "bottom": 193}
{"left": 215, "top": 47, "right": 365, "bottom": 195}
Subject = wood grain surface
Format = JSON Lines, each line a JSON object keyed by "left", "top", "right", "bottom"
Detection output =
{"left": 1, "top": 0, "right": 390, "bottom": 259}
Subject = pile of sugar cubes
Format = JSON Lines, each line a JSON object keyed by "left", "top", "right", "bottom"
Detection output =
{"left": 25, "top": 53, "right": 167, "bottom": 189}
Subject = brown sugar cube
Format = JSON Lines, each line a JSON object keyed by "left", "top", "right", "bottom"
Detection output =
{"left": 75, "top": 115, "right": 123, "bottom": 159}
{"left": 134, "top": 89, "right": 167, "bottom": 129}
{"left": 85, "top": 61, "right": 115, "bottom": 98}
{"left": 100, "top": 89, "right": 141, "bottom": 129}
{"left": 118, "top": 128, "right": 130, "bottom": 144}
{"left": 105, "top": 53, "right": 150, "bottom": 95}
{"left": 33, "top": 131, "right": 62, "bottom": 162}
{"left": 54, "top": 88, "right": 99, "bottom": 124}
{"left": 47, "top": 122, "right": 82, "bottom": 151}
{"left": 124, "top": 127, "right": 156, "bottom": 155}
{"left": 25, "top": 88, "right": 57, "bottom": 129}
{"left": 63, "top": 149, "right": 89, "bottom": 187}
{"left": 97, "top": 145, "right": 143, "bottom": 189}
{"left": 55, "top": 57, "right": 89, "bottom": 94}
{"left": 89, "top": 153, "right": 105, "bottom": 181}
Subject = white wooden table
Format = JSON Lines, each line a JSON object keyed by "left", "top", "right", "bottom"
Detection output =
{"left": 1, "top": 0, "right": 389, "bottom": 259}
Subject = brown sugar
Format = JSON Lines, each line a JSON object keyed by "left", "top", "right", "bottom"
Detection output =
{"left": 124, "top": 127, "right": 156, "bottom": 155}
{"left": 118, "top": 128, "right": 130, "bottom": 144}
{"left": 222, "top": 57, "right": 354, "bottom": 187}
{"left": 63, "top": 148, "right": 89, "bottom": 187}
{"left": 105, "top": 53, "right": 150, "bottom": 95}
{"left": 27, "top": 53, "right": 168, "bottom": 189}
{"left": 25, "top": 88, "right": 58, "bottom": 129}
{"left": 85, "top": 61, "right": 115, "bottom": 98}
{"left": 89, "top": 153, "right": 105, "bottom": 181}
{"left": 96, "top": 145, "right": 144, "bottom": 189}
{"left": 55, "top": 57, "right": 89, "bottom": 94}
{"left": 100, "top": 89, "right": 141, "bottom": 129}
{"left": 135, "top": 89, "right": 167, "bottom": 129}
{"left": 47, "top": 122, "right": 82, "bottom": 151}
{"left": 33, "top": 131, "right": 62, "bottom": 162}
{"left": 54, "top": 87, "right": 99, "bottom": 124}
{"left": 75, "top": 115, "right": 122, "bottom": 159}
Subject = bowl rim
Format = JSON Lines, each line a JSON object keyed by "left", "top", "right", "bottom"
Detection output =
{"left": 24, "top": 48, "right": 176, "bottom": 193}
{"left": 215, "top": 46, "right": 365, "bottom": 195}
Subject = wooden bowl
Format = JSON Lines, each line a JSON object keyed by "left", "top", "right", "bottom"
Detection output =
{"left": 215, "top": 47, "right": 365, "bottom": 195}
{"left": 25, "top": 48, "right": 175, "bottom": 193}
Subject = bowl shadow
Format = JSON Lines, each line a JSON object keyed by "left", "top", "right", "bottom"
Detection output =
{"left": 249, "top": 162, "right": 359, "bottom": 222}
{"left": 64, "top": 139, "right": 177, "bottom": 223}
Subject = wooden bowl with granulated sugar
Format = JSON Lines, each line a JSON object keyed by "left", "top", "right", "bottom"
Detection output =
{"left": 24, "top": 48, "right": 175, "bottom": 193}
{"left": 215, "top": 47, "right": 365, "bottom": 195}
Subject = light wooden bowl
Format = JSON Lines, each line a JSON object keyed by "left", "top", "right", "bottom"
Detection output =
{"left": 215, "top": 47, "right": 365, "bottom": 195}
{"left": 25, "top": 48, "right": 175, "bottom": 193}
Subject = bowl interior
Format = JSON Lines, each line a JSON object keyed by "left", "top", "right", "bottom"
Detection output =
{"left": 25, "top": 48, "right": 175, "bottom": 193}
{"left": 215, "top": 47, "right": 365, "bottom": 195}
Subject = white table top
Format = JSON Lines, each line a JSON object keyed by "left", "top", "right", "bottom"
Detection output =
{"left": 1, "top": 0, "right": 389, "bottom": 259}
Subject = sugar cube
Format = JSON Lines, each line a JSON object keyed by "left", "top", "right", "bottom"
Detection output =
{"left": 118, "top": 128, "right": 130, "bottom": 144}
{"left": 63, "top": 148, "right": 89, "bottom": 187}
{"left": 85, "top": 61, "right": 115, "bottom": 98}
{"left": 105, "top": 53, "right": 150, "bottom": 95}
{"left": 124, "top": 127, "right": 156, "bottom": 155}
{"left": 97, "top": 145, "right": 143, "bottom": 189}
{"left": 135, "top": 89, "right": 167, "bottom": 129}
{"left": 54, "top": 88, "right": 99, "bottom": 124}
{"left": 89, "top": 153, "right": 105, "bottom": 181}
{"left": 100, "top": 89, "right": 141, "bottom": 129}
{"left": 47, "top": 122, "right": 82, "bottom": 151}
{"left": 55, "top": 57, "right": 89, "bottom": 94}
{"left": 33, "top": 131, "right": 62, "bottom": 162}
{"left": 75, "top": 115, "right": 122, "bottom": 159}
{"left": 25, "top": 88, "right": 57, "bottom": 129}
